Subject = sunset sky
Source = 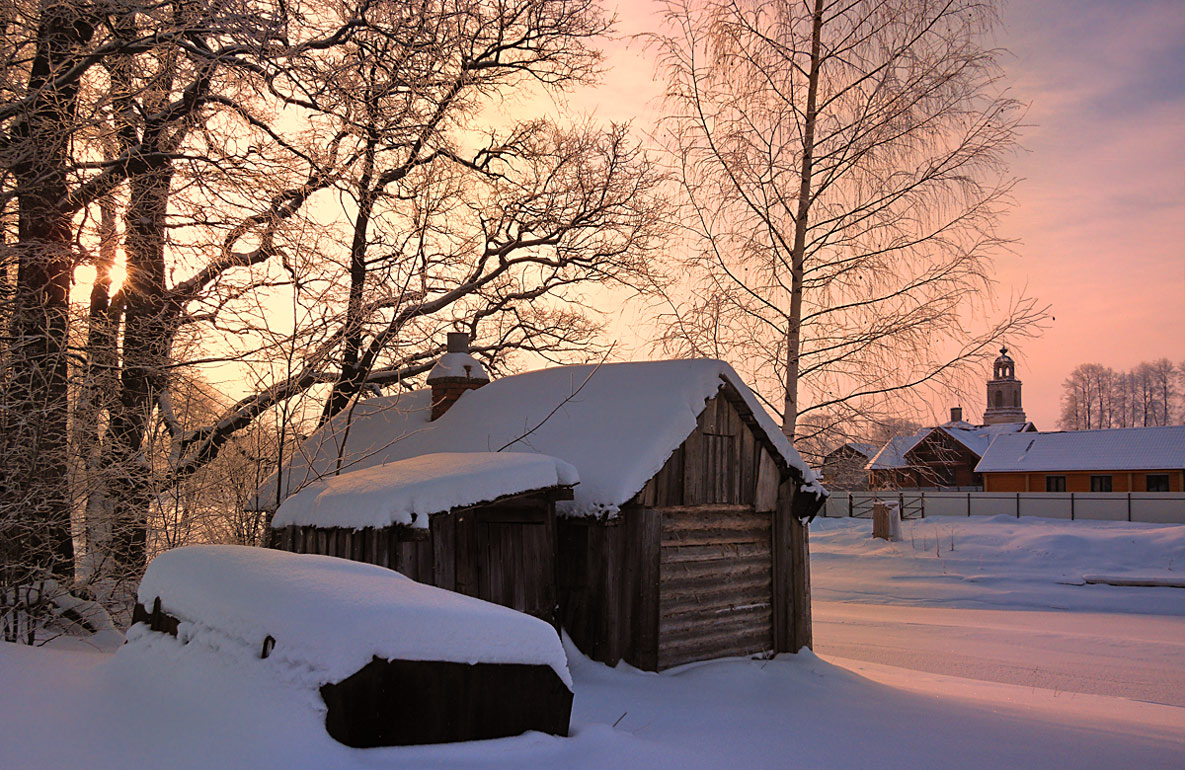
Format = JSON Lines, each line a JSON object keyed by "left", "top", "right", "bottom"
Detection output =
{"left": 565, "top": 0, "right": 1185, "bottom": 431}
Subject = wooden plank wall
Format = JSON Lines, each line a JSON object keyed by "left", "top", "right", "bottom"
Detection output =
{"left": 638, "top": 394, "right": 764, "bottom": 509}
{"left": 657, "top": 504, "right": 773, "bottom": 669}
{"left": 273, "top": 499, "right": 559, "bottom": 625}
{"left": 556, "top": 506, "right": 660, "bottom": 670}
{"left": 560, "top": 391, "right": 810, "bottom": 670}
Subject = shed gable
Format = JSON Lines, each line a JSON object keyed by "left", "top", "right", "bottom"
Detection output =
{"left": 633, "top": 388, "right": 785, "bottom": 510}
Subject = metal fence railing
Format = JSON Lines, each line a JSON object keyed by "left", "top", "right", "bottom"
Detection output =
{"left": 823, "top": 490, "right": 1185, "bottom": 524}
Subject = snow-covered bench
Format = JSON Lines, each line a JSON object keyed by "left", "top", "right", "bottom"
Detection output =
{"left": 132, "top": 545, "right": 573, "bottom": 746}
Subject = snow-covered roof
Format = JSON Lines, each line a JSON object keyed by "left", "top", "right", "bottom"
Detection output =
{"left": 865, "top": 430, "right": 930, "bottom": 470}
{"left": 828, "top": 442, "right": 877, "bottom": 459}
{"left": 135, "top": 545, "right": 572, "bottom": 688}
{"left": 252, "top": 359, "right": 821, "bottom": 518}
{"left": 272, "top": 452, "right": 578, "bottom": 530}
{"left": 940, "top": 421, "right": 1034, "bottom": 458}
{"left": 975, "top": 426, "right": 1185, "bottom": 473}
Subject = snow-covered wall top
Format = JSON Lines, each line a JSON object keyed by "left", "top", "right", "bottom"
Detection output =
{"left": 271, "top": 452, "right": 578, "bottom": 529}
{"left": 135, "top": 545, "right": 572, "bottom": 688}
{"left": 253, "top": 359, "right": 821, "bottom": 518}
{"left": 975, "top": 425, "right": 1185, "bottom": 473}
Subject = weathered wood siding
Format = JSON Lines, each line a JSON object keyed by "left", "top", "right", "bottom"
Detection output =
{"left": 657, "top": 505, "right": 773, "bottom": 669}
{"left": 556, "top": 506, "right": 661, "bottom": 671}
{"left": 321, "top": 658, "right": 572, "bottom": 747}
{"left": 273, "top": 497, "right": 559, "bottom": 625}
{"left": 560, "top": 388, "right": 812, "bottom": 671}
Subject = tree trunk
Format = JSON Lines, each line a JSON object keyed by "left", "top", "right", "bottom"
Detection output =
{"left": 781, "top": 0, "right": 824, "bottom": 443}
{"left": 1, "top": 4, "right": 98, "bottom": 584}
{"left": 105, "top": 160, "right": 177, "bottom": 575}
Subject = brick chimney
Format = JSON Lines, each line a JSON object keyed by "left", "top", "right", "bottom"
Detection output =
{"left": 425, "top": 332, "right": 490, "bottom": 421}
{"left": 950, "top": 406, "right": 963, "bottom": 423}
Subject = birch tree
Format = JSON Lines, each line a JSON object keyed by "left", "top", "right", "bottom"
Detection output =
{"left": 650, "top": 0, "right": 1044, "bottom": 441}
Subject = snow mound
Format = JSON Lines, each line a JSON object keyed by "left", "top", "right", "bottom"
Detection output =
{"left": 271, "top": 452, "right": 578, "bottom": 529}
{"left": 133, "top": 545, "right": 572, "bottom": 688}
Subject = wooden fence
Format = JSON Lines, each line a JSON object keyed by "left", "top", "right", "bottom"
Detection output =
{"left": 824, "top": 490, "right": 1185, "bottom": 524}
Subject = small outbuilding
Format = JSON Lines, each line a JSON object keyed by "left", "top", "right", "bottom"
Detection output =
{"left": 253, "top": 355, "right": 827, "bottom": 671}
{"left": 270, "top": 452, "right": 578, "bottom": 625}
{"left": 132, "top": 545, "right": 574, "bottom": 746}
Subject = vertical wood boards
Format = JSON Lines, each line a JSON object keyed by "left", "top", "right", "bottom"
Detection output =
{"left": 754, "top": 449, "right": 780, "bottom": 513}
{"left": 555, "top": 508, "right": 660, "bottom": 670}
{"left": 790, "top": 513, "right": 812, "bottom": 651}
{"left": 772, "top": 483, "right": 793, "bottom": 652}
{"left": 320, "top": 658, "right": 573, "bottom": 747}
{"left": 269, "top": 498, "right": 559, "bottom": 625}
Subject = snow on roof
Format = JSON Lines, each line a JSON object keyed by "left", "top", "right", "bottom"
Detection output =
{"left": 865, "top": 430, "right": 930, "bottom": 470}
{"left": 975, "top": 426, "right": 1185, "bottom": 473}
{"left": 135, "top": 545, "right": 572, "bottom": 688}
{"left": 940, "top": 421, "right": 1034, "bottom": 458}
{"left": 271, "top": 452, "right": 578, "bottom": 530}
{"left": 828, "top": 442, "right": 877, "bottom": 459}
{"left": 252, "top": 359, "right": 821, "bottom": 518}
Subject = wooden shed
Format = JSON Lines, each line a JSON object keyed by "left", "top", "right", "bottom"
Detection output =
{"left": 269, "top": 452, "right": 577, "bottom": 626}
{"left": 557, "top": 383, "right": 818, "bottom": 670}
{"left": 253, "top": 358, "right": 827, "bottom": 672}
{"left": 132, "top": 545, "right": 573, "bottom": 747}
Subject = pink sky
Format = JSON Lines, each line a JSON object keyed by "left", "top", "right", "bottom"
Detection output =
{"left": 561, "top": 0, "right": 1185, "bottom": 431}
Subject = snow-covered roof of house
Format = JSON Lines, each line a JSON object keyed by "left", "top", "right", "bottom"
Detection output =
{"left": 974, "top": 426, "right": 1185, "bottom": 473}
{"left": 865, "top": 430, "right": 930, "bottom": 470}
{"left": 939, "top": 421, "right": 1035, "bottom": 458}
{"left": 827, "top": 442, "right": 877, "bottom": 459}
{"left": 252, "top": 359, "right": 822, "bottom": 519}
{"left": 134, "top": 545, "right": 572, "bottom": 688}
{"left": 271, "top": 452, "right": 578, "bottom": 530}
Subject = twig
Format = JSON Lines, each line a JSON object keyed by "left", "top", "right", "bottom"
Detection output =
{"left": 495, "top": 343, "right": 616, "bottom": 452}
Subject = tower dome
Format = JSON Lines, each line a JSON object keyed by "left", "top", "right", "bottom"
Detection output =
{"left": 982, "top": 345, "right": 1025, "bottom": 425}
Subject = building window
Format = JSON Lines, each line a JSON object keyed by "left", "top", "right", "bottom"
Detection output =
{"left": 1146, "top": 474, "right": 1170, "bottom": 492}
{"left": 1045, "top": 476, "right": 1066, "bottom": 492}
{"left": 1090, "top": 475, "right": 1112, "bottom": 492}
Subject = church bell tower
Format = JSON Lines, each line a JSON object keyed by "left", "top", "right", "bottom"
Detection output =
{"left": 983, "top": 346, "right": 1026, "bottom": 425}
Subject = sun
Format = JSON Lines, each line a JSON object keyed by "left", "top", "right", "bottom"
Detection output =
{"left": 72, "top": 253, "right": 127, "bottom": 303}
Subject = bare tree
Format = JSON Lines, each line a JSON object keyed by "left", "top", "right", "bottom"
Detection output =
{"left": 648, "top": 0, "right": 1045, "bottom": 440}
{"left": 1, "top": 0, "right": 664, "bottom": 632}
{"left": 1059, "top": 359, "right": 1182, "bottom": 430}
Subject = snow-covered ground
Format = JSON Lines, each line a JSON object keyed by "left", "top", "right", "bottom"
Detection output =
{"left": 2, "top": 515, "right": 1183, "bottom": 769}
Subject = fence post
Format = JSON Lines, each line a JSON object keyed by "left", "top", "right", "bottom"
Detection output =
{"left": 1127, "top": 492, "right": 1132, "bottom": 522}
{"left": 967, "top": 491, "right": 971, "bottom": 517}
{"left": 848, "top": 493, "right": 854, "bottom": 518}
{"left": 921, "top": 491, "right": 926, "bottom": 519}
{"left": 899, "top": 491, "right": 904, "bottom": 518}
{"left": 1070, "top": 493, "right": 1075, "bottom": 521}
{"left": 1016, "top": 492, "right": 1021, "bottom": 519}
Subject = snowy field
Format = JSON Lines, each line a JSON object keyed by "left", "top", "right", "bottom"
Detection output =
{"left": 3, "top": 515, "right": 1184, "bottom": 769}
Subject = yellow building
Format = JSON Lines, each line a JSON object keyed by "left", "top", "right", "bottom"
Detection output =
{"left": 975, "top": 426, "right": 1185, "bottom": 493}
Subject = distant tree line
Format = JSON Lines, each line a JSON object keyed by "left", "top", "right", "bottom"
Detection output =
{"left": 1059, "top": 360, "right": 1183, "bottom": 430}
